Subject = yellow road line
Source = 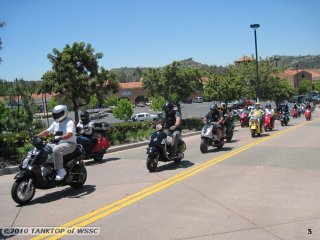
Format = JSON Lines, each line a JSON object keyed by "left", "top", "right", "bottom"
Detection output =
{"left": 33, "top": 120, "right": 311, "bottom": 240}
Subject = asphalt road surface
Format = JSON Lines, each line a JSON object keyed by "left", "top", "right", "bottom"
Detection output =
{"left": 1, "top": 107, "right": 320, "bottom": 240}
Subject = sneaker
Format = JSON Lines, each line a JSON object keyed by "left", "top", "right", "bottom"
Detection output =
{"left": 55, "top": 168, "right": 66, "bottom": 181}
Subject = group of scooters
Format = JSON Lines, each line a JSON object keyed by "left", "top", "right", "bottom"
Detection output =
{"left": 146, "top": 111, "right": 236, "bottom": 172}
{"left": 291, "top": 106, "right": 312, "bottom": 121}
{"left": 239, "top": 110, "right": 275, "bottom": 138}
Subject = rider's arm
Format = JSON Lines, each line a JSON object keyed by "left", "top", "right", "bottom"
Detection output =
{"left": 37, "top": 130, "right": 50, "bottom": 138}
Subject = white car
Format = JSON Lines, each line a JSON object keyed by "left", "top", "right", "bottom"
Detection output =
{"left": 131, "top": 112, "right": 158, "bottom": 122}
{"left": 193, "top": 97, "right": 204, "bottom": 103}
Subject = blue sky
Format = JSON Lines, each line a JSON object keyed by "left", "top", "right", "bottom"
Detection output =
{"left": 0, "top": 0, "right": 320, "bottom": 81}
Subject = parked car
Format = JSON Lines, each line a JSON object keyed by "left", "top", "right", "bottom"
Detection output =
{"left": 312, "top": 95, "right": 320, "bottom": 104}
{"left": 136, "top": 102, "right": 146, "bottom": 107}
{"left": 90, "top": 110, "right": 108, "bottom": 120}
{"left": 290, "top": 95, "right": 305, "bottom": 103}
{"left": 193, "top": 97, "right": 204, "bottom": 103}
{"left": 301, "top": 96, "right": 313, "bottom": 103}
{"left": 146, "top": 101, "right": 152, "bottom": 106}
{"left": 131, "top": 112, "right": 157, "bottom": 122}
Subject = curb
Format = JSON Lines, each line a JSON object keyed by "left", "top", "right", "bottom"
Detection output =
{"left": 0, "top": 131, "right": 201, "bottom": 177}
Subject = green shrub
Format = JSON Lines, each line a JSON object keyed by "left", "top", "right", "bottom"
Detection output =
{"left": 0, "top": 130, "right": 31, "bottom": 159}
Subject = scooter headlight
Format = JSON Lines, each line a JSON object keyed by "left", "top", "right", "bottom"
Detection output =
{"left": 21, "top": 151, "right": 32, "bottom": 169}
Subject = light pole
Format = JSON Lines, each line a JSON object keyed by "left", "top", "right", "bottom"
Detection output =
{"left": 250, "top": 23, "right": 260, "bottom": 101}
{"left": 274, "top": 56, "right": 280, "bottom": 67}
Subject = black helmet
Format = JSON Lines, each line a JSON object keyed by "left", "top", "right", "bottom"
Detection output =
{"left": 163, "top": 102, "right": 174, "bottom": 114}
{"left": 80, "top": 111, "right": 90, "bottom": 124}
{"left": 210, "top": 104, "right": 218, "bottom": 111}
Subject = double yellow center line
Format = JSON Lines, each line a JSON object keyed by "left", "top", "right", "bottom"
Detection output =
{"left": 33, "top": 120, "right": 311, "bottom": 240}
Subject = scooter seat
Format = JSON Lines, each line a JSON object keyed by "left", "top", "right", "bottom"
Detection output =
{"left": 63, "top": 145, "right": 82, "bottom": 162}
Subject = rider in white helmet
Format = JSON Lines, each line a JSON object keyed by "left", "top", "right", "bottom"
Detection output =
{"left": 37, "top": 105, "right": 77, "bottom": 180}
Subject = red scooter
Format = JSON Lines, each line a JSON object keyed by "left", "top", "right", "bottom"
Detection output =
{"left": 305, "top": 109, "right": 311, "bottom": 121}
{"left": 291, "top": 108, "right": 298, "bottom": 118}
{"left": 239, "top": 111, "right": 249, "bottom": 128}
{"left": 83, "top": 134, "right": 110, "bottom": 162}
{"left": 264, "top": 113, "right": 274, "bottom": 131}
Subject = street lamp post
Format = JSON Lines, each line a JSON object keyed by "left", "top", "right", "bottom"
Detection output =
{"left": 250, "top": 23, "right": 260, "bottom": 101}
{"left": 274, "top": 56, "right": 280, "bottom": 67}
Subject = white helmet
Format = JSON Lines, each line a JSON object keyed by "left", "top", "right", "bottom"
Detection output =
{"left": 52, "top": 105, "right": 68, "bottom": 123}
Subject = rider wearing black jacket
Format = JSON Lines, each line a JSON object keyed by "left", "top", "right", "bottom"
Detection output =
{"left": 161, "top": 102, "right": 182, "bottom": 157}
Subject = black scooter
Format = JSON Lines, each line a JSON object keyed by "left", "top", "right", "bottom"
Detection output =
{"left": 280, "top": 111, "right": 290, "bottom": 126}
{"left": 11, "top": 130, "right": 87, "bottom": 205}
{"left": 146, "top": 123, "right": 186, "bottom": 172}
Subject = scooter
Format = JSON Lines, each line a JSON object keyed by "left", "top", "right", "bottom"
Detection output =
{"left": 81, "top": 134, "right": 110, "bottom": 162}
{"left": 200, "top": 123, "right": 224, "bottom": 153}
{"left": 146, "top": 124, "right": 186, "bottom": 172}
{"left": 280, "top": 111, "right": 290, "bottom": 126}
{"left": 291, "top": 108, "right": 298, "bottom": 118}
{"left": 11, "top": 130, "right": 87, "bottom": 205}
{"left": 264, "top": 113, "right": 274, "bottom": 131}
{"left": 305, "top": 109, "right": 311, "bottom": 121}
{"left": 249, "top": 115, "right": 262, "bottom": 137}
{"left": 239, "top": 111, "right": 249, "bottom": 128}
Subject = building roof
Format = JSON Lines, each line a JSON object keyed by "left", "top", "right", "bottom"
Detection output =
{"left": 281, "top": 69, "right": 305, "bottom": 77}
{"left": 0, "top": 93, "right": 55, "bottom": 103}
{"left": 120, "top": 82, "right": 142, "bottom": 89}
{"left": 305, "top": 69, "right": 320, "bottom": 79}
{"left": 235, "top": 56, "right": 254, "bottom": 63}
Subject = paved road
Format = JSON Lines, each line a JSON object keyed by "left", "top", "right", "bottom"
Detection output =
{"left": 1, "top": 108, "right": 320, "bottom": 240}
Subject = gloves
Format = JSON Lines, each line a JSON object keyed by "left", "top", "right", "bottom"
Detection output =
{"left": 53, "top": 136, "right": 61, "bottom": 144}
{"left": 169, "top": 125, "right": 177, "bottom": 131}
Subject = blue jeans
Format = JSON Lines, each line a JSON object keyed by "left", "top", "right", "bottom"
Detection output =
{"left": 77, "top": 136, "right": 92, "bottom": 151}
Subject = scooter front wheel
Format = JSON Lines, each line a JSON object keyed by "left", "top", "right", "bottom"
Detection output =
{"left": 200, "top": 138, "right": 209, "bottom": 153}
{"left": 11, "top": 178, "right": 36, "bottom": 205}
{"left": 251, "top": 130, "right": 255, "bottom": 138}
{"left": 147, "top": 155, "right": 159, "bottom": 172}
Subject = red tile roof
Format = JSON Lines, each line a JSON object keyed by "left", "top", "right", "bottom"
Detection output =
{"left": 235, "top": 56, "right": 254, "bottom": 63}
{"left": 120, "top": 82, "right": 142, "bottom": 89}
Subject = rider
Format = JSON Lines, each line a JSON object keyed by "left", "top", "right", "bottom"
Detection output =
{"left": 249, "top": 102, "right": 264, "bottom": 131}
{"left": 76, "top": 110, "right": 95, "bottom": 152}
{"left": 305, "top": 101, "right": 312, "bottom": 117}
{"left": 37, "top": 105, "right": 77, "bottom": 181}
{"left": 219, "top": 102, "right": 231, "bottom": 139}
{"left": 264, "top": 104, "right": 275, "bottom": 127}
{"left": 204, "top": 104, "right": 223, "bottom": 143}
{"left": 278, "top": 102, "right": 289, "bottom": 113}
{"left": 162, "top": 101, "right": 182, "bottom": 158}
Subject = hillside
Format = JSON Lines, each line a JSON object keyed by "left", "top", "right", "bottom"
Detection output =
{"left": 272, "top": 55, "right": 320, "bottom": 69}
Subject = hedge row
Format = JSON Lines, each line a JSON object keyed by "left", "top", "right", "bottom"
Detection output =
{"left": 0, "top": 118, "right": 204, "bottom": 160}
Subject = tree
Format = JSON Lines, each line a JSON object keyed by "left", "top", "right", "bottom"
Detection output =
{"left": 151, "top": 96, "right": 165, "bottom": 113}
{"left": 104, "top": 94, "right": 119, "bottom": 107}
{"left": 41, "top": 42, "right": 119, "bottom": 123}
{"left": 142, "top": 61, "right": 202, "bottom": 102}
{"left": 298, "top": 79, "right": 312, "bottom": 95}
{"left": 86, "top": 94, "right": 99, "bottom": 109}
{"left": 204, "top": 73, "right": 245, "bottom": 103}
{"left": 315, "top": 81, "right": 320, "bottom": 94}
{"left": 112, "top": 99, "right": 133, "bottom": 121}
